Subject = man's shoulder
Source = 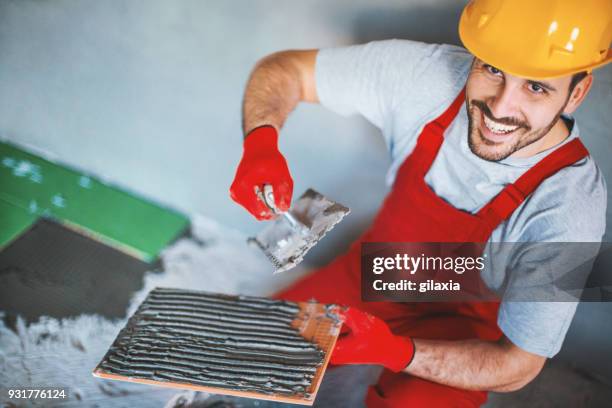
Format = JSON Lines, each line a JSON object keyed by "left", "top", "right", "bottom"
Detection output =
{"left": 328, "top": 39, "right": 473, "bottom": 89}
{"left": 371, "top": 39, "right": 473, "bottom": 93}
{"left": 315, "top": 39, "right": 472, "bottom": 126}
{"left": 536, "top": 153, "right": 606, "bottom": 209}
{"left": 384, "top": 41, "right": 472, "bottom": 127}
{"left": 367, "top": 39, "right": 471, "bottom": 60}
{"left": 512, "top": 152, "right": 607, "bottom": 241}
{"left": 378, "top": 40, "right": 473, "bottom": 131}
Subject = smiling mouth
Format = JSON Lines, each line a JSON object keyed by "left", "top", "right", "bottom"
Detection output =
{"left": 477, "top": 109, "right": 524, "bottom": 144}
{"left": 483, "top": 114, "right": 519, "bottom": 135}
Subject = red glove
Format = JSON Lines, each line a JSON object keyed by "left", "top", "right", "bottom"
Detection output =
{"left": 331, "top": 307, "right": 415, "bottom": 373}
{"left": 229, "top": 126, "right": 293, "bottom": 220}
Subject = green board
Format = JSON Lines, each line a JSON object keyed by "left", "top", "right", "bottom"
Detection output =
{"left": 0, "top": 199, "right": 37, "bottom": 248}
{"left": 0, "top": 141, "right": 189, "bottom": 261}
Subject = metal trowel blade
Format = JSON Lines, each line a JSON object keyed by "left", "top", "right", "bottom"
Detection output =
{"left": 248, "top": 188, "right": 350, "bottom": 273}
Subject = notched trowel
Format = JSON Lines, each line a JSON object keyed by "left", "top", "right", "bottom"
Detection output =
{"left": 248, "top": 185, "right": 350, "bottom": 273}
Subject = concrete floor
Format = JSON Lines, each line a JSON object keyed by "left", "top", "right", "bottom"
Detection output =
{"left": 1, "top": 216, "right": 611, "bottom": 407}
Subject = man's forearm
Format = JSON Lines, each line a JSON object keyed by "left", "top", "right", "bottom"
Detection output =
{"left": 404, "top": 337, "right": 545, "bottom": 392}
{"left": 242, "top": 50, "right": 317, "bottom": 135}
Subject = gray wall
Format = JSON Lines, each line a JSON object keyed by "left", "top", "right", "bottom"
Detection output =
{"left": 0, "top": 0, "right": 476, "bottom": 265}
{"left": 1, "top": 0, "right": 611, "bottom": 378}
{"left": 1, "top": 0, "right": 610, "bottom": 245}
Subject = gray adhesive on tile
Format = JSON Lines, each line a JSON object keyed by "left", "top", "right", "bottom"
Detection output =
{"left": 96, "top": 288, "right": 325, "bottom": 397}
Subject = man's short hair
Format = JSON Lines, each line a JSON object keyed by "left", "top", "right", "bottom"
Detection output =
{"left": 569, "top": 72, "right": 588, "bottom": 93}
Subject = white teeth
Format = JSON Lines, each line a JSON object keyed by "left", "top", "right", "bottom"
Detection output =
{"left": 483, "top": 115, "right": 519, "bottom": 134}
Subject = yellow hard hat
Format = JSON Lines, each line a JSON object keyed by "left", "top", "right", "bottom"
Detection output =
{"left": 459, "top": 0, "right": 612, "bottom": 79}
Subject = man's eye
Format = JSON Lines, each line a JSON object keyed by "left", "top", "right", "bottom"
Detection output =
{"left": 528, "top": 83, "right": 546, "bottom": 94}
{"left": 484, "top": 65, "right": 502, "bottom": 76}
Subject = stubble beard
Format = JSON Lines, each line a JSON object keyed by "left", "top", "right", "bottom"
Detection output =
{"left": 466, "top": 99, "right": 563, "bottom": 162}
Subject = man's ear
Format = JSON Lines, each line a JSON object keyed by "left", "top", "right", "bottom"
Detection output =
{"left": 564, "top": 74, "right": 593, "bottom": 115}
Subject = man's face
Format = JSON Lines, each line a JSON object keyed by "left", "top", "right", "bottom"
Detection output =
{"left": 465, "top": 59, "right": 577, "bottom": 161}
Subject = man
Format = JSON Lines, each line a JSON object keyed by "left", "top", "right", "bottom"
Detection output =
{"left": 230, "top": 0, "right": 611, "bottom": 406}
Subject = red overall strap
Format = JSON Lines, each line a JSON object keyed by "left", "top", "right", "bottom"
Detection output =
{"left": 477, "top": 138, "right": 589, "bottom": 224}
{"left": 416, "top": 88, "right": 466, "bottom": 168}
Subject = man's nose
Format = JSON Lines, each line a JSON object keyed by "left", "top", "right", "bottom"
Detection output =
{"left": 487, "top": 83, "right": 521, "bottom": 120}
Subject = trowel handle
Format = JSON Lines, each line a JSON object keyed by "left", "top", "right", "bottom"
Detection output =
{"left": 257, "top": 184, "right": 302, "bottom": 230}
{"left": 257, "top": 184, "right": 279, "bottom": 213}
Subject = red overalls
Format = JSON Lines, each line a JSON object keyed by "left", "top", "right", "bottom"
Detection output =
{"left": 276, "top": 88, "right": 589, "bottom": 407}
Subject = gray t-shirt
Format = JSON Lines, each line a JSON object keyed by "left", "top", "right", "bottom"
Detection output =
{"left": 315, "top": 39, "right": 607, "bottom": 357}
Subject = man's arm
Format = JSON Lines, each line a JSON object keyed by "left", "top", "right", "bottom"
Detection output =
{"left": 232, "top": 41, "right": 439, "bottom": 218}
{"left": 242, "top": 50, "right": 318, "bottom": 135}
{"left": 406, "top": 336, "right": 545, "bottom": 392}
{"left": 331, "top": 308, "right": 546, "bottom": 393}
{"left": 230, "top": 50, "right": 317, "bottom": 219}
